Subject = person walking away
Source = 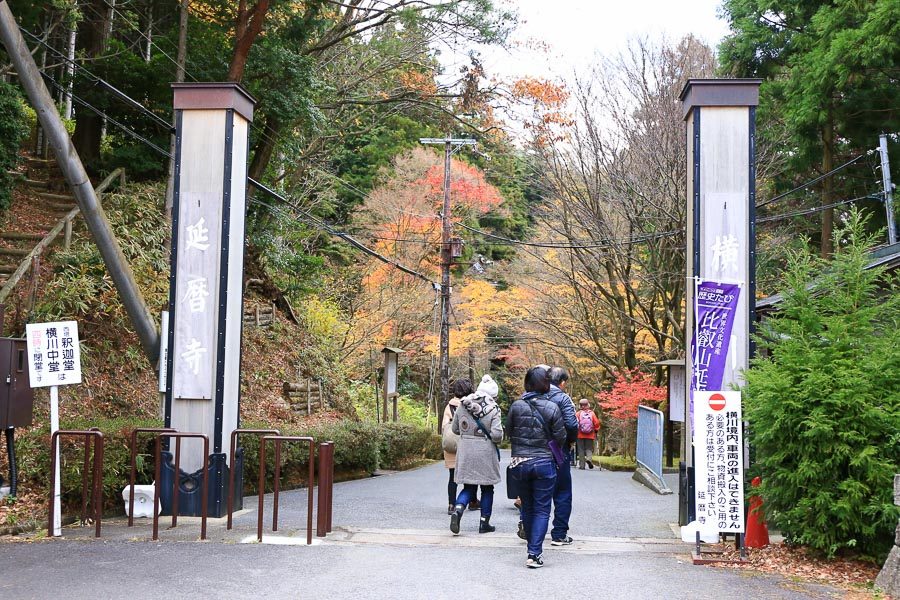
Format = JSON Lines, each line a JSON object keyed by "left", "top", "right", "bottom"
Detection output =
{"left": 575, "top": 398, "right": 600, "bottom": 469}
{"left": 442, "top": 379, "right": 474, "bottom": 514}
{"left": 546, "top": 366, "right": 578, "bottom": 546}
{"left": 449, "top": 374, "right": 503, "bottom": 534}
{"left": 507, "top": 366, "right": 566, "bottom": 568}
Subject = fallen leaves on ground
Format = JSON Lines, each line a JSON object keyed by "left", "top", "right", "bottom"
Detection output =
{"left": 709, "top": 542, "right": 884, "bottom": 596}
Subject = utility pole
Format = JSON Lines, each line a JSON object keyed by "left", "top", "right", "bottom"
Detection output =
{"left": 879, "top": 134, "right": 897, "bottom": 245}
{"left": 419, "top": 136, "right": 475, "bottom": 416}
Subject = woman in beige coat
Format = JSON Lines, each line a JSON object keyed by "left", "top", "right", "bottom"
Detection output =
{"left": 442, "top": 379, "right": 474, "bottom": 514}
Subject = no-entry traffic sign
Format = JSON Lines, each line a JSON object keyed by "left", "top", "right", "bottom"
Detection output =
{"left": 708, "top": 393, "right": 726, "bottom": 411}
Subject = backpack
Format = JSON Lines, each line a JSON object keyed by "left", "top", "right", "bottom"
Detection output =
{"left": 441, "top": 404, "right": 459, "bottom": 453}
{"left": 578, "top": 410, "right": 595, "bottom": 435}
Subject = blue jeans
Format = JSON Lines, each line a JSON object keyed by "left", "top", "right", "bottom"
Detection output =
{"left": 456, "top": 484, "right": 493, "bottom": 517}
{"left": 551, "top": 451, "right": 573, "bottom": 540}
{"left": 516, "top": 457, "right": 557, "bottom": 557}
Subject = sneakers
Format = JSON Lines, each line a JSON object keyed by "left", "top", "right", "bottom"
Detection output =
{"left": 551, "top": 536, "right": 574, "bottom": 546}
{"left": 516, "top": 520, "right": 526, "bottom": 540}
{"left": 449, "top": 504, "right": 464, "bottom": 535}
{"left": 525, "top": 554, "right": 544, "bottom": 568}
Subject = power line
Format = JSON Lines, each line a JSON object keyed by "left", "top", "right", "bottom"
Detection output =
{"left": 756, "top": 154, "right": 872, "bottom": 208}
{"left": 247, "top": 178, "right": 438, "bottom": 286}
{"left": 34, "top": 60, "right": 437, "bottom": 288}
{"left": 458, "top": 222, "right": 682, "bottom": 249}
{"left": 39, "top": 70, "right": 172, "bottom": 157}
{"left": 756, "top": 192, "right": 882, "bottom": 223}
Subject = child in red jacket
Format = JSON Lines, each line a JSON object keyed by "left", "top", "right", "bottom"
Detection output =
{"left": 575, "top": 398, "right": 601, "bottom": 470}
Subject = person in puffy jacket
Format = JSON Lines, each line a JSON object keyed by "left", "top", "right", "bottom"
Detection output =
{"left": 441, "top": 379, "right": 474, "bottom": 514}
{"left": 449, "top": 374, "right": 503, "bottom": 535}
{"left": 506, "top": 366, "right": 566, "bottom": 568}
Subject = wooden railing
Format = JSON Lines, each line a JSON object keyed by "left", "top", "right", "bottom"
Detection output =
{"left": 0, "top": 168, "right": 125, "bottom": 304}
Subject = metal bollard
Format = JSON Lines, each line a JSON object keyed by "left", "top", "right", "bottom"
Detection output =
{"left": 316, "top": 441, "right": 335, "bottom": 537}
{"left": 257, "top": 435, "right": 314, "bottom": 544}
{"left": 48, "top": 430, "right": 104, "bottom": 538}
{"left": 227, "top": 428, "right": 279, "bottom": 530}
{"left": 127, "top": 427, "right": 176, "bottom": 527}
{"left": 152, "top": 432, "right": 209, "bottom": 541}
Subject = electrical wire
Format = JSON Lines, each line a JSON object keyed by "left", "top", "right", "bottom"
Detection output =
{"left": 458, "top": 222, "right": 682, "bottom": 249}
{"left": 247, "top": 178, "right": 438, "bottom": 286}
{"left": 756, "top": 192, "right": 882, "bottom": 223}
{"left": 34, "top": 57, "right": 438, "bottom": 289}
{"left": 755, "top": 154, "right": 872, "bottom": 208}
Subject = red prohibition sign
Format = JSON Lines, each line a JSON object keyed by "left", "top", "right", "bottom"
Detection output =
{"left": 708, "top": 393, "right": 727, "bottom": 411}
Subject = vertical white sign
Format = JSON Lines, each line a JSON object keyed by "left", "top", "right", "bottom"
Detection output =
{"left": 26, "top": 320, "right": 82, "bottom": 537}
{"left": 693, "top": 390, "right": 745, "bottom": 533}
{"left": 26, "top": 321, "right": 82, "bottom": 387}
{"left": 172, "top": 191, "right": 221, "bottom": 400}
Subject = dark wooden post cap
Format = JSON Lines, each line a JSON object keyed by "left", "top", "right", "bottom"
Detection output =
{"left": 680, "top": 78, "right": 762, "bottom": 120}
{"left": 172, "top": 82, "right": 256, "bottom": 122}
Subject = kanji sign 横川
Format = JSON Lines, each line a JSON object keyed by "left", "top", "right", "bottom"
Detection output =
{"left": 26, "top": 321, "right": 82, "bottom": 388}
{"left": 693, "top": 390, "right": 745, "bottom": 534}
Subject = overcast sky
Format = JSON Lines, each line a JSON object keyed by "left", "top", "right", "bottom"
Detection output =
{"left": 443, "top": 0, "right": 731, "bottom": 82}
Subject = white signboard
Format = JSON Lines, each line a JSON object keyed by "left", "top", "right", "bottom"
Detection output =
{"left": 693, "top": 390, "right": 745, "bottom": 533}
{"left": 172, "top": 191, "right": 221, "bottom": 400}
{"left": 26, "top": 321, "right": 82, "bottom": 388}
{"left": 385, "top": 353, "right": 398, "bottom": 396}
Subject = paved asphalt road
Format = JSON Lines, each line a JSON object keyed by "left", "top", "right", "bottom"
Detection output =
{"left": 0, "top": 453, "right": 844, "bottom": 599}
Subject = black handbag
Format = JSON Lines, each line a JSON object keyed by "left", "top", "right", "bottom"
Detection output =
{"left": 506, "top": 463, "right": 523, "bottom": 499}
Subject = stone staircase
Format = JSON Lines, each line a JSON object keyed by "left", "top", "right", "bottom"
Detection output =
{"left": 0, "top": 153, "right": 120, "bottom": 321}
{"left": 1, "top": 156, "right": 75, "bottom": 278}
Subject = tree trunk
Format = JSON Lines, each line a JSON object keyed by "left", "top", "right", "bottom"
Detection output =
{"left": 820, "top": 113, "right": 835, "bottom": 258}
{"left": 227, "top": 0, "right": 270, "bottom": 82}
{"left": 247, "top": 115, "right": 280, "bottom": 185}
{"left": 72, "top": 0, "right": 114, "bottom": 168}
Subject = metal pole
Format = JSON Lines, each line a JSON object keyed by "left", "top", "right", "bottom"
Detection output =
{"left": 50, "top": 385, "right": 61, "bottom": 536}
{"left": 439, "top": 139, "right": 452, "bottom": 415}
{"left": 879, "top": 134, "right": 897, "bottom": 245}
{"left": 0, "top": 2, "right": 160, "bottom": 362}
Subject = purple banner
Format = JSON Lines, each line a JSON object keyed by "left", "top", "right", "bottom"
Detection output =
{"left": 691, "top": 280, "right": 741, "bottom": 392}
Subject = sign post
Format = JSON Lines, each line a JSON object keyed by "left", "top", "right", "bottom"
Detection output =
{"left": 681, "top": 79, "right": 760, "bottom": 531}
{"left": 26, "top": 320, "right": 82, "bottom": 537}
{"left": 163, "top": 83, "right": 255, "bottom": 517}
{"left": 693, "top": 391, "right": 745, "bottom": 539}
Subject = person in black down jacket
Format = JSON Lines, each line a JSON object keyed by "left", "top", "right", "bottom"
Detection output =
{"left": 506, "top": 365, "right": 566, "bottom": 568}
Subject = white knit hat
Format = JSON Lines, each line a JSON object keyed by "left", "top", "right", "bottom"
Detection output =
{"left": 476, "top": 374, "right": 499, "bottom": 398}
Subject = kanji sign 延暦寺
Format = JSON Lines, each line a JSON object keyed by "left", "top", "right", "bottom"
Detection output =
{"left": 26, "top": 321, "right": 82, "bottom": 388}
{"left": 693, "top": 390, "right": 745, "bottom": 534}
{"left": 171, "top": 192, "right": 221, "bottom": 400}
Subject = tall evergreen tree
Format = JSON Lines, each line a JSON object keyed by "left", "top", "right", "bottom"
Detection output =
{"left": 719, "top": 0, "right": 900, "bottom": 256}
{"left": 743, "top": 209, "right": 900, "bottom": 559}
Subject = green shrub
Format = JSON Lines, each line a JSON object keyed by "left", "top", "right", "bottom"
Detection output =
{"left": 0, "top": 81, "right": 29, "bottom": 211}
{"left": 743, "top": 210, "right": 900, "bottom": 560}
{"left": 13, "top": 417, "right": 163, "bottom": 514}
{"left": 239, "top": 420, "right": 440, "bottom": 494}
{"left": 11, "top": 417, "right": 439, "bottom": 515}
